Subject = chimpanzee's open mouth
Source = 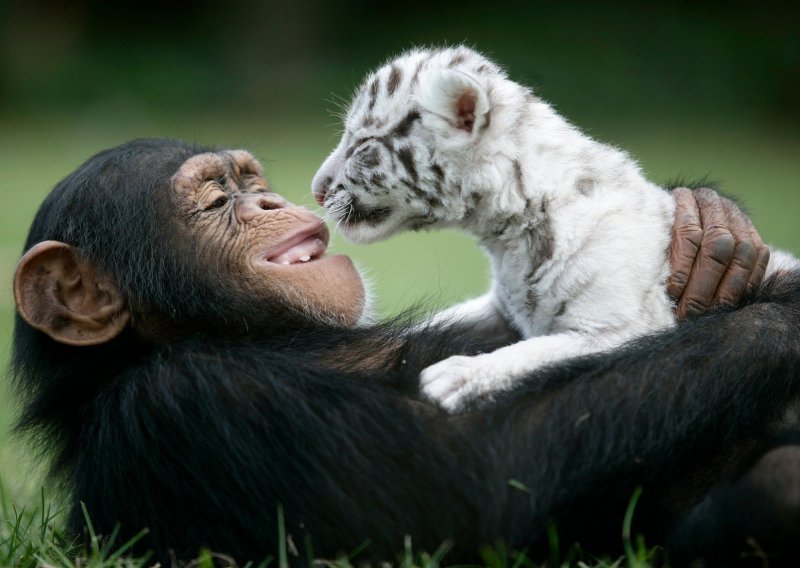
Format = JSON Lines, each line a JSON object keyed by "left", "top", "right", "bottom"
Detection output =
{"left": 263, "top": 224, "right": 329, "bottom": 265}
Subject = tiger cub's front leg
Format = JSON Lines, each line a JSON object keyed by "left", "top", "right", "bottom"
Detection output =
{"left": 420, "top": 331, "right": 623, "bottom": 410}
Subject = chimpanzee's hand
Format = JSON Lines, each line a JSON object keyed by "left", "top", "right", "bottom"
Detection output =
{"left": 668, "top": 187, "right": 770, "bottom": 320}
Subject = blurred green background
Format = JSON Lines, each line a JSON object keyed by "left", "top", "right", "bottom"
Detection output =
{"left": 0, "top": 0, "right": 798, "bottom": 507}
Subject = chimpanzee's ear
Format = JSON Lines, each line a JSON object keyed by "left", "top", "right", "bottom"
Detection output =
{"left": 14, "top": 241, "right": 130, "bottom": 346}
{"left": 417, "top": 68, "right": 491, "bottom": 140}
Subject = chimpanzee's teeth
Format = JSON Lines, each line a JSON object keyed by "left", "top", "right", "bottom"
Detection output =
{"left": 268, "top": 235, "right": 327, "bottom": 265}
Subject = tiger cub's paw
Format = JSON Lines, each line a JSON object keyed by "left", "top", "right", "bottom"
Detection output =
{"left": 419, "top": 355, "right": 499, "bottom": 411}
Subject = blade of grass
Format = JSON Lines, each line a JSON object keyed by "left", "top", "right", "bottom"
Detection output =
{"left": 622, "top": 487, "right": 643, "bottom": 568}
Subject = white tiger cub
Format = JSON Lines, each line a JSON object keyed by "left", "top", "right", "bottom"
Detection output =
{"left": 312, "top": 46, "right": 798, "bottom": 410}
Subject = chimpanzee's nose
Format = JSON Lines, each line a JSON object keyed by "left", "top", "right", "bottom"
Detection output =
{"left": 237, "top": 193, "right": 289, "bottom": 222}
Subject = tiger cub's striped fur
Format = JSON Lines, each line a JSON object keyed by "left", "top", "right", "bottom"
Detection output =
{"left": 313, "top": 46, "right": 796, "bottom": 410}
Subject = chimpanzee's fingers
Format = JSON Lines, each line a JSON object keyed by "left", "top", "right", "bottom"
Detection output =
{"left": 714, "top": 238, "right": 757, "bottom": 306}
{"left": 727, "top": 198, "right": 771, "bottom": 293}
{"left": 667, "top": 188, "right": 703, "bottom": 306}
{"left": 715, "top": 198, "right": 767, "bottom": 304}
{"left": 676, "top": 189, "right": 735, "bottom": 319}
{"left": 748, "top": 244, "right": 771, "bottom": 292}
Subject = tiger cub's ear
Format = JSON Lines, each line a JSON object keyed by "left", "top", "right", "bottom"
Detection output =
{"left": 416, "top": 68, "right": 490, "bottom": 141}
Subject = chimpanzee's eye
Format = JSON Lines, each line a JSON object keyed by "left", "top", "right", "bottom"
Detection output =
{"left": 205, "top": 195, "right": 229, "bottom": 210}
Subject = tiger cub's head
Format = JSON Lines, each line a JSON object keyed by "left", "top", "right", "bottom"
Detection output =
{"left": 312, "top": 46, "right": 505, "bottom": 243}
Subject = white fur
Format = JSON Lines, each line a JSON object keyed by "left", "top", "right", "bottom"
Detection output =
{"left": 313, "top": 46, "right": 798, "bottom": 410}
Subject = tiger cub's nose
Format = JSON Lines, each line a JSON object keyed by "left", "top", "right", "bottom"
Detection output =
{"left": 313, "top": 176, "right": 334, "bottom": 206}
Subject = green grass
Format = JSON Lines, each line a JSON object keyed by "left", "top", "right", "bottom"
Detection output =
{"left": 0, "top": 106, "right": 798, "bottom": 565}
{"left": 0, "top": 486, "right": 658, "bottom": 567}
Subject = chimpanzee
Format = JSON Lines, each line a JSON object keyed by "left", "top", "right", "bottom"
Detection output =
{"left": 11, "top": 138, "right": 800, "bottom": 566}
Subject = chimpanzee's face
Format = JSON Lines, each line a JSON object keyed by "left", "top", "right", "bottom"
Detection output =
{"left": 170, "top": 151, "right": 366, "bottom": 327}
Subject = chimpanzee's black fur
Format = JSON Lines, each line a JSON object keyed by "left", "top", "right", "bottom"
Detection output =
{"left": 666, "top": 430, "right": 800, "bottom": 566}
{"left": 11, "top": 139, "right": 800, "bottom": 566}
